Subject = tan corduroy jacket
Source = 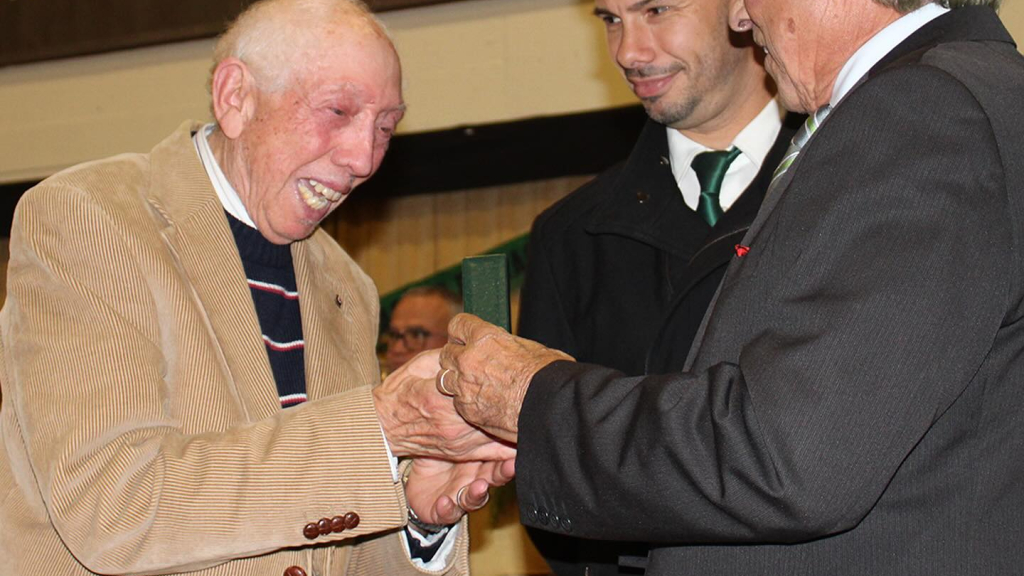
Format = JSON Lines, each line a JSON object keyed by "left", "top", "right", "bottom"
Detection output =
{"left": 0, "top": 122, "right": 469, "bottom": 576}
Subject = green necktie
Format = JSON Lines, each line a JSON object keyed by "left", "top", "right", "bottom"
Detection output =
{"left": 692, "top": 147, "right": 742, "bottom": 227}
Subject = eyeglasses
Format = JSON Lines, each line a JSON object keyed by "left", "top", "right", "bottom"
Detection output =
{"left": 383, "top": 326, "right": 434, "bottom": 350}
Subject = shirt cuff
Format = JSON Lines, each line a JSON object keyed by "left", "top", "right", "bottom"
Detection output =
{"left": 402, "top": 523, "right": 461, "bottom": 569}
{"left": 379, "top": 423, "right": 399, "bottom": 482}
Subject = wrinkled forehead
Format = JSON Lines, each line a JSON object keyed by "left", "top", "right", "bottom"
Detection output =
{"left": 317, "top": 80, "right": 402, "bottom": 109}
{"left": 292, "top": 34, "right": 404, "bottom": 106}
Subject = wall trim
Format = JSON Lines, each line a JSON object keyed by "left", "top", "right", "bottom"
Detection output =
{"left": 0, "top": 104, "right": 646, "bottom": 237}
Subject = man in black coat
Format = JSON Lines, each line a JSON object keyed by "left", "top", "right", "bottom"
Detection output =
{"left": 441, "top": 0, "right": 1024, "bottom": 574}
{"left": 517, "top": 0, "right": 798, "bottom": 572}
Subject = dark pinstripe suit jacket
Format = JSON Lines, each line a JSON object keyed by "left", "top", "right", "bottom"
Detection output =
{"left": 516, "top": 7, "right": 1024, "bottom": 575}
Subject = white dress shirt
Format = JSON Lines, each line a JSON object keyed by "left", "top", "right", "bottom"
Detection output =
{"left": 831, "top": 2, "right": 949, "bottom": 107}
{"left": 667, "top": 99, "right": 784, "bottom": 212}
{"left": 193, "top": 123, "right": 257, "bottom": 229}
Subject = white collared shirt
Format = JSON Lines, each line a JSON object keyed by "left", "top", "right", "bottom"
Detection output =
{"left": 192, "top": 123, "right": 258, "bottom": 229}
{"left": 667, "top": 99, "right": 784, "bottom": 212}
{"left": 831, "top": 2, "right": 949, "bottom": 107}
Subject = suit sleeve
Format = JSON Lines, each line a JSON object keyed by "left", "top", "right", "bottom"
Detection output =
{"left": 517, "top": 215, "right": 579, "bottom": 357}
{"left": 515, "top": 65, "right": 1011, "bottom": 544}
{"left": 1, "top": 184, "right": 466, "bottom": 575}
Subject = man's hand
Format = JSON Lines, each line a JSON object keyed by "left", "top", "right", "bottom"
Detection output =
{"left": 373, "top": 349, "right": 517, "bottom": 461}
{"left": 438, "top": 314, "right": 573, "bottom": 443}
{"left": 405, "top": 457, "right": 516, "bottom": 525}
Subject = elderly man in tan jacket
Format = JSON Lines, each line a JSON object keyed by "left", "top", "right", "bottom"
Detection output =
{"left": 0, "top": 1, "right": 513, "bottom": 575}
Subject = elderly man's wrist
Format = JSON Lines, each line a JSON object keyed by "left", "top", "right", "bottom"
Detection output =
{"left": 407, "top": 508, "right": 451, "bottom": 535}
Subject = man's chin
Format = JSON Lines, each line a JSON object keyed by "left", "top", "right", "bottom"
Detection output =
{"left": 646, "top": 102, "right": 699, "bottom": 128}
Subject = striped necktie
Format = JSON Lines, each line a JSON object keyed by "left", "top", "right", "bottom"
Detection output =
{"left": 692, "top": 147, "right": 743, "bottom": 227}
{"left": 771, "top": 105, "right": 832, "bottom": 185}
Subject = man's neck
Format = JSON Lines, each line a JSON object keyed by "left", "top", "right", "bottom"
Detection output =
{"left": 207, "top": 128, "right": 247, "bottom": 198}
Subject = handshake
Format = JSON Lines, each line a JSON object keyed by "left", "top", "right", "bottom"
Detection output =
{"left": 371, "top": 313, "right": 573, "bottom": 526}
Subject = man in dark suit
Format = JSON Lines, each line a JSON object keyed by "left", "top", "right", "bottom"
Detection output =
{"left": 438, "top": 0, "right": 1024, "bottom": 574}
{"left": 517, "top": 0, "right": 797, "bottom": 571}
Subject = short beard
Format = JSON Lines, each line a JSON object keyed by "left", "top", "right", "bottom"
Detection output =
{"left": 641, "top": 93, "right": 700, "bottom": 128}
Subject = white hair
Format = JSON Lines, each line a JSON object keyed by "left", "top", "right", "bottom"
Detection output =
{"left": 210, "top": 0, "right": 391, "bottom": 93}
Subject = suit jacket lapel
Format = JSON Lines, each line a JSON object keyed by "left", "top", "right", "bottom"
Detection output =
{"left": 657, "top": 114, "right": 800, "bottom": 371}
{"left": 684, "top": 121, "right": 813, "bottom": 369}
{"left": 293, "top": 236, "right": 372, "bottom": 401}
{"left": 147, "top": 122, "right": 280, "bottom": 422}
{"left": 685, "top": 113, "right": 801, "bottom": 281}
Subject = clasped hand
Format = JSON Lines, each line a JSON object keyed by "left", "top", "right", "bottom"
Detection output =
{"left": 373, "top": 349, "right": 516, "bottom": 524}
{"left": 437, "top": 313, "right": 574, "bottom": 444}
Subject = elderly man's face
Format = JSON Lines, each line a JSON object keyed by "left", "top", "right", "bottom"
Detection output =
{"left": 595, "top": 0, "right": 760, "bottom": 131}
{"left": 236, "top": 29, "right": 404, "bottom": 244}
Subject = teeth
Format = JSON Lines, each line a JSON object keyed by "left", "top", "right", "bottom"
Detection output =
{"left": 309, "top": 179, "right": 343, "bottom": 202}
{"left": 298, "top": 181, "right": 329, "bottom": 211}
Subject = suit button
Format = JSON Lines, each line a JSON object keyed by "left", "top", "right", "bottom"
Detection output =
{"left": 331, "top": 516, "right": 346, "bottom": 533}
{"left": 303, "top": 523, "right": 319, "bottom": 540}
{"left": 526, "top": 508, "right": 537, "bottom": 522}
{"left": 550, "top": 514, "right": 560, "bottom": 527}
{"left": 344, "top": 511, "right": 360, "bottom": 529}
{"left": 636, "top": 191, "right": 650, "bottom": 204}
{"left": 561, "top": 517, "right": 573, "bottom": 532}
{"left": 537, "top": 509, "right": 549, "bottom": 525}
{"left": 284, "top": 567, "right": 308, "bottom": 576}
{"left": 317, "top": 518, "right": 332, "bottom": 535}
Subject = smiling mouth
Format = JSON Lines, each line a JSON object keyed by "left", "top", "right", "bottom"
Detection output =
{"left": 297, "top": 178, "right": 345, "bottom": 211}
{"left": 629, "top": 74, "right": 676, "bottom": 99}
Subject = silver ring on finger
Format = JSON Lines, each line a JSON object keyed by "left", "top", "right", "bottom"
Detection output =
{"left": 456, "top": 485, "right": 490, "bottom": 512}
{"left": 438, "top": 368, "right": 456, "bottom": 396}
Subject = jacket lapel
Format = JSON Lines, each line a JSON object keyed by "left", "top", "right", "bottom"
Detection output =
{"left": 293, "top": 233, "right": 382, "bottom": 401}
{"left": 147, "top": 122, "right": 280, "bottom": 422}
{"left": 683, "top": 113, "right": 801, "bottom": 285}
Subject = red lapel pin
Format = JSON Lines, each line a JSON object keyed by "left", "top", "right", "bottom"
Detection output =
{"left": 734, "top": 244, "right": 751, "bottom": 258}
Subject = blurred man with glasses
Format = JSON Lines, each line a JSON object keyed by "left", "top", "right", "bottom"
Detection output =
{"left": 385, "top": 286, "right": 463, "bottom": 374}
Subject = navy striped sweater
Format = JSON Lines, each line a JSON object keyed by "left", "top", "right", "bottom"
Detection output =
{"left": 227, "top": 213, "right": 307, "bottom": 409}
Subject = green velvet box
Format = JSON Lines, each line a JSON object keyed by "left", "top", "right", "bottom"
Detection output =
{"left": 461, "top": 254, "right": 511, "bottom": 331}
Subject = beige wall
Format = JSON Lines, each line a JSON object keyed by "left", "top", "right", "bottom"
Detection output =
{"left": 0, "top": 0, "right": 633, "bottom": 184}
{"left": 5, "top": 0, "right": 1024, "bottom": 184}
{"left": 3, "top": 0, "right": 1023, "bottom": 183}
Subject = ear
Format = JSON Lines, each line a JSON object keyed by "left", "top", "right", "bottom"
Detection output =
{"left": 211, "top": 57, "right": 257, "bottom": 140}
{"left": 728, "top": 0, "right": 753, "bottom": 33}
